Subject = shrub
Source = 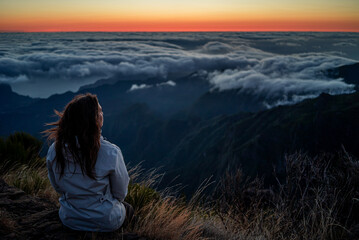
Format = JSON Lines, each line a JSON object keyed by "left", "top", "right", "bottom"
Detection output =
{"left": 0, "top": 132, "right": 58, "bottom": 202}
{"left": 0, "top": 132, "right": 43, "bottom": 174}
{"left": 126, "top": 182, "right": 160, "bottom": 212}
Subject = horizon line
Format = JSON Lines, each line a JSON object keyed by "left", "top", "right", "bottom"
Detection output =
{"left": 1, "top": 30, "right": 359, "bottom": 33}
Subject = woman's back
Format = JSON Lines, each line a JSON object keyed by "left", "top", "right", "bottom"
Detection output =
{"left": 46, "top": 136, "right": 130, "bottom": 232}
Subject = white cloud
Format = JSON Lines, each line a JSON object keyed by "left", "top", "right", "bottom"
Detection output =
{"left": 333, "top": 42, "right": 357, "bottom": 47}
{"left": 0, "top": 74, "right": 29, "bottom": 83}
{"left": 128, "top": 80, "right": 176, "bottom": 92}
{"left": 128, "top": 83, "right": 153, "bottom": 91}
{"left": 200, "top": 41, "right": 233, "bottom": 54}
{"left": 156, "top": 80, "right": 176, "bottom": 87}
{"left": 276, "top": 42, "right": 301, "bottom": 47}
{"left": 207, "top": 53, "right": 356, "bottom": 107}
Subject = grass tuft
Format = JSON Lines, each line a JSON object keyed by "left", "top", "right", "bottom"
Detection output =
{"left": 133, "top": 198, "right": 204, "bottom": 240}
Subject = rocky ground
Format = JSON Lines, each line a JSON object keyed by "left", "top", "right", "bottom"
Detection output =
{"left": 0, "top": 178, "right": 145, "bottom": 240}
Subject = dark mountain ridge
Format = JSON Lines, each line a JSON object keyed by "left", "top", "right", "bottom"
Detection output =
{"left": 326, "top": 62, "right": 359, "bottom": 90}
{"left": 0, "top": 84, "right": 37, "bottom": 113}
{"left": 1, "top": 63, "right": 358, "bottom": 194}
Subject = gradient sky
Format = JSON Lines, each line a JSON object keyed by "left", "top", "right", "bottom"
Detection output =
{"left": 1, "top": 0, "right": 359, "bottom": 32}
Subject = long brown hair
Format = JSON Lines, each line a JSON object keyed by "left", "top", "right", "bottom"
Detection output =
{"left": 43, "top": 93, "right": 101, "bottom": 179}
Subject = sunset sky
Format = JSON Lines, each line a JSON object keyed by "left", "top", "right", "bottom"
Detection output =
{"left": 1, "top": 0, "right": 359, "bottom": 32}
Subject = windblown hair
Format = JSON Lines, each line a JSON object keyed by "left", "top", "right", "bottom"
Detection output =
{"left": 43, "top": 93, "right": 101, "bottom": 179}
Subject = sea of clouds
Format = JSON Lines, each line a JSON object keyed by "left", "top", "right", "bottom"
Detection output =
{"left": 0, "top": 32, "right": 358, "bottom": 107}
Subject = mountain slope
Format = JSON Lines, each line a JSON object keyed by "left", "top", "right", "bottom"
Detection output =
{"left": 0, "top": 84, "right": 37, "bottom": 113}
{"left": 1, "top": 64, "right": 359, "bottom": 195}
{"left": 326, "top": 62, "right": 359, "bottom": 89}
{"left": 162, "top": 92, "right": 359, "bottom": 193}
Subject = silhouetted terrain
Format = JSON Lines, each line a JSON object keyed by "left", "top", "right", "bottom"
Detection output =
{"left": 326, "top": 62, "right": 359, "bottom": 90}
{"left": 0, "top": 62, "right": 359, "bottom": 193}
{"left": 162, "top": 92, "right": 359, "bottom": 193}
{"left": 0, "top": 84, "right": 37, "bottom": 113}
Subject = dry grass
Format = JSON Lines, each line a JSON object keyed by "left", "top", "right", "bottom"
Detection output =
{"left": 2, "top": 162, "right": 208, "bottom": 240}
{"left": 132, "top": 198, "right": 204, "bottom": 240}
{"left": 213, "top": 151, "right": 359, "bottom": 239}
{"left": 3, "top": 151, "right": 359, "bottom": 240}
{"left": 2, "top": 132, "right": 358, "bottom": 240}
{"left": 3, "top": 164, "right": 59, "bottom": 204}
{"left": 124, "top": 165, "right": 207, "bottom": 240}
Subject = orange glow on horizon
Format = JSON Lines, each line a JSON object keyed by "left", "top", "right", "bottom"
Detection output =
{"left": 1, "top": 0, "right": 359, "bottom": 32}
{"left": 1, "top": 19, "right": 359, "bottom": 32}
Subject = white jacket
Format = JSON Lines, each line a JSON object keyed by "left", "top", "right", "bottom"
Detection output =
{"left": 46, "top": 136, "right": 130, "bottom": 232}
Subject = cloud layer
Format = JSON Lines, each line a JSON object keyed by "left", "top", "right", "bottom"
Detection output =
{"left": 207, "top": 53, "right": 356, "bottom": 106}
{"left": 0, "top": 32, "right": 358, "bottom": 100}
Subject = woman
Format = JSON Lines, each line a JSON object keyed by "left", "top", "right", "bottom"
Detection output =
{"left": 44, "top": 93, "right": 133, "bottom": 232}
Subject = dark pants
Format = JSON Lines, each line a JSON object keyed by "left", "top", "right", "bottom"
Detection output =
{"left": 122, "top": 201, "right": 135, "bottom": 228}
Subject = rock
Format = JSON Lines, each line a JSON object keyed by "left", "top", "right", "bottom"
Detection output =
{"left": 0, "top": 178, "right": 145, "bottom": 239}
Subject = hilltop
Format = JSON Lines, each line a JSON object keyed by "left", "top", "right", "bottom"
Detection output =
{"left": 1, "top": 132, "right": 359, "bottom": 239}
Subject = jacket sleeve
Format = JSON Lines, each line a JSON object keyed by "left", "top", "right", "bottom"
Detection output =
{"left": 46, "top": 144, "right": 63, "bottom": 194}
{"left": 109, "top": 148, "right": 130, "bottom": 202}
